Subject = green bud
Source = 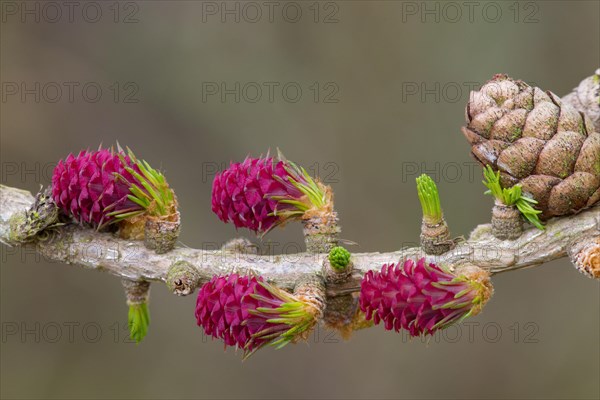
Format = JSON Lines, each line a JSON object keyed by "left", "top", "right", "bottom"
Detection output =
{"left": 328, "top": 246, "right": 351, "bottom": 271}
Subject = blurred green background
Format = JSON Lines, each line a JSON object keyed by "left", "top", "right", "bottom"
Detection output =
{"left": 1, "top": 1, "right": 599, "bottom": 399}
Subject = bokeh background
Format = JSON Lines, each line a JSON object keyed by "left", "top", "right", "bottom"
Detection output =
{"left": 1, "top": 1, "right": 599, "bottom": 399}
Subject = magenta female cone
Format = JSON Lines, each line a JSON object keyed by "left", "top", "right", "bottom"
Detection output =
{"left": 211, "top": 155, "right": 331, "bottom": 235}
{"left": 359, "top": 259, "right": 492, "bottom": 336}
{"left": 195, "top": 274, "right": 319, "bottom": 357}
{"left": 51, "top": 149, "right": 142, "bottom": 227}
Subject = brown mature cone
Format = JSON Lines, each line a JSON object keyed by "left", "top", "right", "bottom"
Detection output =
{"left": 462, "top": 74, "right": 600, "bottom": 220}
{"left": 562, "top": 69, "right": 600, "bottom": 133}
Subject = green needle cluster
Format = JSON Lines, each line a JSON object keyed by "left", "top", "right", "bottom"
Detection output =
{"left": 128, "top": 303, "right": 150, "bottom": 344}
{"left": 416, "top": 174, "right": 443, "bottom": 224}
{"left": 107, "top": 147, "right": 175, "bottom": 222}
{"left": 483, "top": 165, "right": 544, "bottom": 230}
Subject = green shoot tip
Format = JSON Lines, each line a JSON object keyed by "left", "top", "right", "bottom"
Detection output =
{"left": 416, "top": 174, "right": 443, "bottom": 224}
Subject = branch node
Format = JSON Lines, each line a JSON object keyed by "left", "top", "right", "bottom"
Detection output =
{"left": 122, "top": 279, "right": 151, "bottom": 305}
{"left": 144, "top": 211, "right": 181, "bottom": 254}
{"left": 568, "top": 234, "right": 600, "bottom": 279}
{"left": 166, "top": 260, "right": 201, "bottom": 296}
{"left": 8, "top": 186, "right": 60, "bottom": 245}
{"left": 324, "top": 246, "right": 353, "bottom": 284}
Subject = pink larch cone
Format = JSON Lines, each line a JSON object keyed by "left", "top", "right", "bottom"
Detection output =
{"left": 195, "top": 274, "right": 319, "bottom": 358}
{"left": 51, "top": 149, "right": 143, "bottom": 227}
{"left": 52, "top": 147, "right": 179, "bottom": 248}
{"left": 359, "top": 258, "right": 492, "bottom": 336}
{"left": 211, "top": 155, "right": 331, "bottom": 235}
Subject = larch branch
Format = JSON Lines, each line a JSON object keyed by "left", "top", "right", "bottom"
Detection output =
{"left": 1, "top": 184, "right": 598, "bottom": 298}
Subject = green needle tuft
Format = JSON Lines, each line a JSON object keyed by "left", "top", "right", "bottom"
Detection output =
{"left": 128, "top": 303, "right": 150, "bottom": 344}
{"left": 416, "top": 174, "right": 443, "bottom": 224}
{"left": 108, "top": 147, "right": 175, "bottom": 220}
{"left": 482, "top": 165, "right": 544, "bottom": 230}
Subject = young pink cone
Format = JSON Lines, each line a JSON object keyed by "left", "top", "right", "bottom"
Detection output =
{"left": 52, "top": 149, "right": 140, "bottom": 227}
{"left": 51, "top": 147, "right": 176, "bottom": 228}
{"left": 195, "top": 274, "right": 319, "bottom": 358}
{"left": 211, "top": 154, "right": 330, "bottom": 234}
{"left": 359, "top": 258, "right": 492, "bottom": 336}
